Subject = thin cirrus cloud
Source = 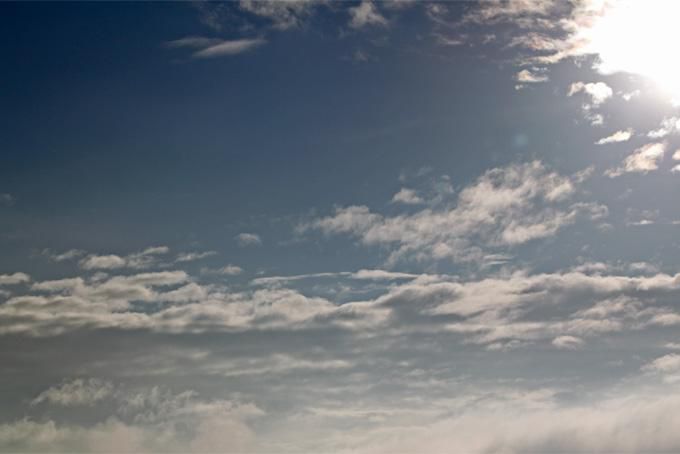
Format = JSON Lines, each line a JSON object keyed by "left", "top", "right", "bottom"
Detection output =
{"left": 166, "top": 36, "right": 266, "bottom": 59}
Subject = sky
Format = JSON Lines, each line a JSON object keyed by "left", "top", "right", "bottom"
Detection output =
{"left": 2, "top": 0, "right": 680, "bottom": 452}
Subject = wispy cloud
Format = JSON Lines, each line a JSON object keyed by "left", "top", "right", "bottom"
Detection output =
{"left": 596, "top": 129, "right": 633, "bottom": 145}
{"left": 166, "top": 36, "right": 266, "bottom": 59}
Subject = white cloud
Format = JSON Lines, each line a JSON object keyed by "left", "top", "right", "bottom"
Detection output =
{"left": 596, "top": 129, "right": 633, "bottom": 145}
{"left": 79, "top": 246, "right": 170, "bottom": 270}
{"left": 238, "top": 0, "right": 319, "bottom": 30}
{"left": 305, "top": 161, "right": 604, "bottom": 265}
{"left": 213, "top": 265, "right": 243, "bottom": 276}
{"left": 643, "top": 354, "right": 680, "bottom": 374}
{"left": 31, "top": 379, "right": 114, "bottom": 407}
{"left": 2, "top": 384, "right": 263, "bottom": 453}
{"left": 605, "top": 142, "right": 666, "bottom": 177}
{"left": 175, "top": 251, "right": 217, "bottom": 263}
{"left": 194, "top": 38, "right": 266, "bottom": 58}
{"left": 391, "top": 188, "right": 423, "bottom": 205}
{"left": 648, "top": 117, "right": 680, "bottom": 139}
{"left": 166, "top": 36, "right": 266, "bottom": 59}
{"left": 236, "top": 232, "right": 262, "bottom": 246}
{"left": 568, "top": 81, "right": 613, "bottom": 106}
{"left": 552, "top": 335, "right": 584, "bottom": 349}
{"left": 349, "top": 1, "right": 387, "bottom": 28}
{"left": 516, "top": 68, "right": 548, "bottom": 83}
{"left": 0, "top": 272, "right": 30, "bottom": 286}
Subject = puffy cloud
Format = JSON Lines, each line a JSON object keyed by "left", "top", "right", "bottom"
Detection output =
{"left": 516, "top": 68, "right": 548, "bottom": 83}
{"left": 305, "top": 161, "right": 604, "bottom": 265}
{"left": 605, "top": 142, "right": 666, "bottom": 177}
{"left": 648, "top": 116, "right": 680, "bottom": 139}
{"left": 463, "top": 0, "right": 556, "bottom": 25}
{"left": 31, "top": 378, "right": 114, "bottom": 407}
{"left": 552, "top": 335, "right": 584, "bottom": 349}
{"left": 568, "top": 82, "right": 613, "bottom": 106}
{"left": 238, "top": 0, "right": 319, "bottom": 30}
{"left": 1, "top": 383, "right": 262, "bottom": 453}
{"left": 596, "top": 129, "right": 633, "bottom": 145}
{"left": 236, "top": 232, "right": 262, "bottom": 246}
{"left": 0, "top": 272, "right": 30, "bottom": 286}
{"left": 643, "top": 354, "right": 680, "bottom": 374}
{"left": 349, "top": 1, "right": 387, "bottom": 28}
{"left": 79, "top": 246, "right": 170, "bottom": 270}
{"left": 391, "top": 188, "right": 423, "bottom": 205}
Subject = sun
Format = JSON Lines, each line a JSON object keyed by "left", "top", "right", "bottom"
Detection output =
{"left": 579, "top": 0, "right": 680, "bottom": 99}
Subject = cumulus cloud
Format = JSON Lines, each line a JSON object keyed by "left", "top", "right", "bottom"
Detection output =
{"left": 391, "top": 188, "right": 423, "bottom": 205}
{"left": 79, "top": 246, "right": 169, "bottom": 270}
{"left": 349, "top": 1, "right": 387, "bottom": 28}
{"left": 0, "top": 272, "right": 30, "bottom": 286}
{"left": 238, "top": 0, "right": 319, "bottom": 30}
{"left": 2, "top": 383, "right": 263, "bottom": 453}
{"left": 516, "top": 68, "right": 548, "bottom": 83}
{"left": 235, "top": 232, "right": 262, "bottom": 246}
{"left": 568, "top": 82, "right": 613, "bottom": 106}
{"left": 648, "top": 116, "right": 680, "bottom": 139}
{"left": 31, "top": 378, "right": 114, "bottom": 407}
{"left": 605, "top": 142, "right": 666, "bottom": 177}
{"left": 304, "top": 161, "right": 605, "bottom": 265}
{"left": 595, "top": 129, "right": 633, "bottom": 145}
{"left": 552, "top": 335, "right": 584, "bottom": 349}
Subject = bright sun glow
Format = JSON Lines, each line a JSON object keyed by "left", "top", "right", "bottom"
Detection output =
{"left": 580, "top": 0, "right": 680, "bottom": 98}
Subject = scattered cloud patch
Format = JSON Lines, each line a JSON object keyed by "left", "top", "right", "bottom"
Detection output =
{"left": 349, "top": 1, "right": 387, "bottom": 28}
{"left": 166, "top": 36, "right": 266, "bottom": 59}
{"left": 391, "top": 188, "right": 423, "bottom": 205}
{"left": 596, "top": 129, "right": 633, "bottom": 145}
{"left": 606, "top": 142, "right": 666, "bottom": 177}
{"left": 235, "top": 233, "right": 262, "bottom": 246}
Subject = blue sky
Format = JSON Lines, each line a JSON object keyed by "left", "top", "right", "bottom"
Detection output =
{"left": 2, "top": 1, "right": 680, "bottom": 452}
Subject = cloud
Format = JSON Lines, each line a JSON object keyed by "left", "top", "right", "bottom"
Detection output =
{"left": 235, "top": 232, "right": 262, "bottom": 246}
{"left": 643, "top": 354, "right": 680, "bottom": 374}
{"left": 211, "top": 265, "right": 243, "bottom": 276}
{"left": 391, "top": 188, "right": 423, "bottom": 205}
{"left": 31, "top": 379, "right": 114, "bottom": 407}
{"left": 165, "top": 36, "right": 223, "bottom": 49}
{"left": 194, "top": 38, "right": 266, "bottom": 58}
{"left": 552, "top": 335, "right": 584, "bottom": 349}
{"left": 463, "top": 0, "right": 556, "bottom": 25}
{"left": 349, "top": 1, "right": 387, "bottom": 28}
{"left": 605, "top": 142, "right": 666, "bottom": 177}
{"left": 0, "top": 193, "right": 14, "bottom": 206}
{"left": 648, "top": 116, "right": 680, "bottom": 139}
{"left": 175, "top": 251, "right": 217, "bottom": 263}
{"left": 78, "top": 246, "right": 170, "bottom": 270}
{"left": 304, "top": 161, "right": 605, "bottom": 265}
{"left": 166, "top": 36, "right": 266, "bottom": 59}
{"left": 238, "top": 0, "right": 320, "bottom": 30}
{"left": 0, "top": 272, "right": 30, "bottom": 286}
{"left": 2, "top": 383, "right": 263, "bottom": 453}
{"left": 43, "top": 249, "right": 86, "bottom": 262}
{"left": 516, "top": 68, "right": 548, "bottom": 83}
{"left": 596, "top": 129, "right": 633, "bottom": 145}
